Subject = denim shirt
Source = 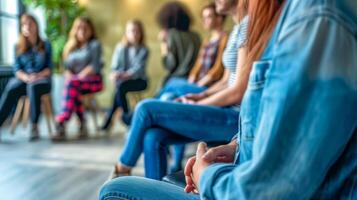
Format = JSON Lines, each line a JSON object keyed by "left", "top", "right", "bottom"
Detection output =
{"left": 200, "top": 0, "right": 357, "bottom": 199}
{"left": 13, "top": 41, "right": 52, "bottom": 74}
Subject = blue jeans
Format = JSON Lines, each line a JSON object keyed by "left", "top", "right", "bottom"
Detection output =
{"left": 119, "top": 99, "right": 239, "bottom": 180}
{"left": 157, "top": 77, "right": 208, "bottom": 173}
{"left": 0, "top": 77, "right": 51, "bottom": 126}
{"left": 99, "top": 176, "right": 200, "bottom": 200}
{"left": 157, "top": 77, "right": 206, "bottom": 101}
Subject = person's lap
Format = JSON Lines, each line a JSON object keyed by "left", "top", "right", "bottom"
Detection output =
{"left": 99, "top": 176, "right": 200, "bottom": 200}
{"left": 158, "top": 78, "right": 206, "bottom": 100}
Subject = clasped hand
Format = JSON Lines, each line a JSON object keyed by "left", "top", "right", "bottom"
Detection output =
{"left": 184, "top": 140, "right": 237, "bottom": 194}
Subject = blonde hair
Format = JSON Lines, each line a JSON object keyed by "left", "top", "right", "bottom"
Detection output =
{"left": 62, "top": 16, "right": 97, "bottom": 59}
{"left": 121, "top": 19, "right": 146, "bottom": 46}
{"left": 16, "top": 14, "right": 45, "bottom": 55}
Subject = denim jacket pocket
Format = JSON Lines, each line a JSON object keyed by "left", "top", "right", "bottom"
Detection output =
{"left": 238, "top": 60, "right": 271, "bottom": 163}
{"left": 241, "top": 60, "right": 271, "bottom": 136}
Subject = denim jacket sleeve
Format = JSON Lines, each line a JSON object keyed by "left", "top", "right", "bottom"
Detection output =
{"left": 44, "top": 41, "right": 53, "bottom": 71}
{"left": 199, "top": 10, "right": 357, "bottom": 200}
{"left": 13, "top": 46, "right": 22, "bottom": 73}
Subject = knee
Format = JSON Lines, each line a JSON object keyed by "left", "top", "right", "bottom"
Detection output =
{"left": 99, "top": 178, "right": 125, "bottom": 200}
{"left": 98, "top": 177, "right": 140, "bottom": 200}
{"left": 3, "top": 87, "right": 16, "bottom": 97}
{"left": 135, "top": 99, "right": 158, "bottom": 115}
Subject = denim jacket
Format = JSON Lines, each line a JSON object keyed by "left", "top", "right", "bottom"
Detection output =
{"left": 200, "top": 0, "right": 357, "bottom": 199}
{"left": 13, "top": 41, "right": 52, "bottom": 74}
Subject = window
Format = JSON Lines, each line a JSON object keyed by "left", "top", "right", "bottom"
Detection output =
{"left": 0, "top": 0, "right": 20, "bottom": 66}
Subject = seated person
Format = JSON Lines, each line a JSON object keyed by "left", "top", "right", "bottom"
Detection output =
{"left": 53, "top": 17, "right": 103, "bottom": 140}
{"left": 0, "top": 14, "right": 52, "bottom": 141}
{"left": 157, "top": 2, "right": 201, "bottom": 84}
{"left": 101, "top": 20, "right": 149, "bottom": 131}
{"left": 158, "top": 2, "right": 229, "bottom": 173}
{"left": 108, "top": 0, "right": 250, "bottom": 181}
{"left": 158, "top": 2, "right": 228, "bottom": 101}
{"left": 99, "top": 0, "right": 357, "bottom": 199}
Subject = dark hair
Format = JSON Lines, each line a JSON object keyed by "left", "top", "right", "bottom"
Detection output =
{"left": 202, "top": 2, "right": 227, "bottom": 22}
{"left": 156, "top": 1, "right": 192, "bottom": 31}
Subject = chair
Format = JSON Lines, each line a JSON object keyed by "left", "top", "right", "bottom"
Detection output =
{"left": 10, "top": 94, "right": 55, "bottom": 136}
{"left": 82, "top": 94, "right": 100, "bottom": 134}
{"left": 127, "top": 91, "right": 144, "bottom": 110}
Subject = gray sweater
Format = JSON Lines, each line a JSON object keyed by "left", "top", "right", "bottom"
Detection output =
{"left": 111, "top": 44, "right": 149, "bottom": 80}
{"left": 64, "top": 39, "right": 103, "bottom": 74}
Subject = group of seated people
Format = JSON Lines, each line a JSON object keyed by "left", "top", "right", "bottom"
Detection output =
{"left": 98, "top": 0, "right": 356, "bottom": 199}
{"left": 0, "top": 0, "right": 356, "bottom": 199}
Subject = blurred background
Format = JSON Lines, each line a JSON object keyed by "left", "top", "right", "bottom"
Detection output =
{"left": 1, "top": 0, "right": 233, "bottom": 108}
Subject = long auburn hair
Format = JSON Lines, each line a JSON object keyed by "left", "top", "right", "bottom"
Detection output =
{"left": 121, "top": 19, "right": 146, "bottom": 46}
{"left": 16, "top": 14, "right": 45, "bottom": 55}
{"left": 241, "top": 0, "right": 285, "bottom": 73}
{"left": 62, "top": 16, "right": 97, "bottom": 59}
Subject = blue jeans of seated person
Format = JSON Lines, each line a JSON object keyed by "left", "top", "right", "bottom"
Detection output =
{"left": 144, "top": 128, "right": 194, "bottom": 180}
{"left": 119, "top": 99, "right": 238, "bottom": 180}
{"left": 0, "top": 77, "right": 51, "bottom": 126}
{"left": 99, "top": 176, "right": 200, "bottom": 200}
{"left": 157, "top": 77, "right": 208, "bottom": 173}
{"left": 157, "top": 77, "right": 206, "bottom": 101}
{"left": 101, "top": 0, "right": 357, "bottom": 199}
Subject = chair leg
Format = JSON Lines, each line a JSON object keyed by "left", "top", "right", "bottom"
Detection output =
{"left": 22, "top": 98, "right": 30, "bottom": 128}
{"left": 10, "top": 97, "right": 25, "bottom": 134}
{"left": 90, "top": 98, "right": 99, "bottom": 134}
{"left": 42, "top": 96, "right": 53, "bottom": 137}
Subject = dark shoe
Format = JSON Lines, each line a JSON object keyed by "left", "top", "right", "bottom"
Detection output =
{"left": 108, "top": 165, "right": 131, "bottom": 180}
{"left": 121, "top": 112, "right": 133, "bottom": 126}
{"left": 52, "top": 123, "right": 66, "bottom": 142}
{"left": 169, "top": 164, "right": 182, "bottom": 174}
{"left": 78, "top": 122, "right": 88, "bottom": 139}
{"left": 101, "top": 117, "right": 112, "bottom": 131}
{"left": 29, "top": 125, "right": 40, "bottom": 141}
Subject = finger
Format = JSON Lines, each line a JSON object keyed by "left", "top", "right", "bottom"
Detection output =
{"left": 196, "top": 142, "right": 207, "bottom": 158}
{"left": 193, "top": 188, "right": 199, "bottom": 194}
{"left": 202, "top": 145, "right": 229, "bottom": 162}
{"left": 184, "top": 156, "right": 196, "bottom": 176}
{"left": 214, "top": 156, "right": 234, "bottom": 163}
{"left": 185, "top": 174, "right": 194, "bottom": 186}
{"left": 184, "top": 185, "right": 195, "bottom": 193}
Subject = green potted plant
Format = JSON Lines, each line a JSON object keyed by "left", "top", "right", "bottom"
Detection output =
{"left": 22, "top": 0, "right": 86, "bottom": 72}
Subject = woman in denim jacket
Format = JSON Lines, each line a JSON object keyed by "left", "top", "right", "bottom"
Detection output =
{"left": 99, "top": 0, "right": 357, "bottom": 199}
{"left": 0, "top": 14, "right": 52, "bottom": 141}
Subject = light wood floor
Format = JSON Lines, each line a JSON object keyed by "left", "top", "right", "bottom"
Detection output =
{"left": 0, "top": 115, "right": 145, "bottom": 200}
